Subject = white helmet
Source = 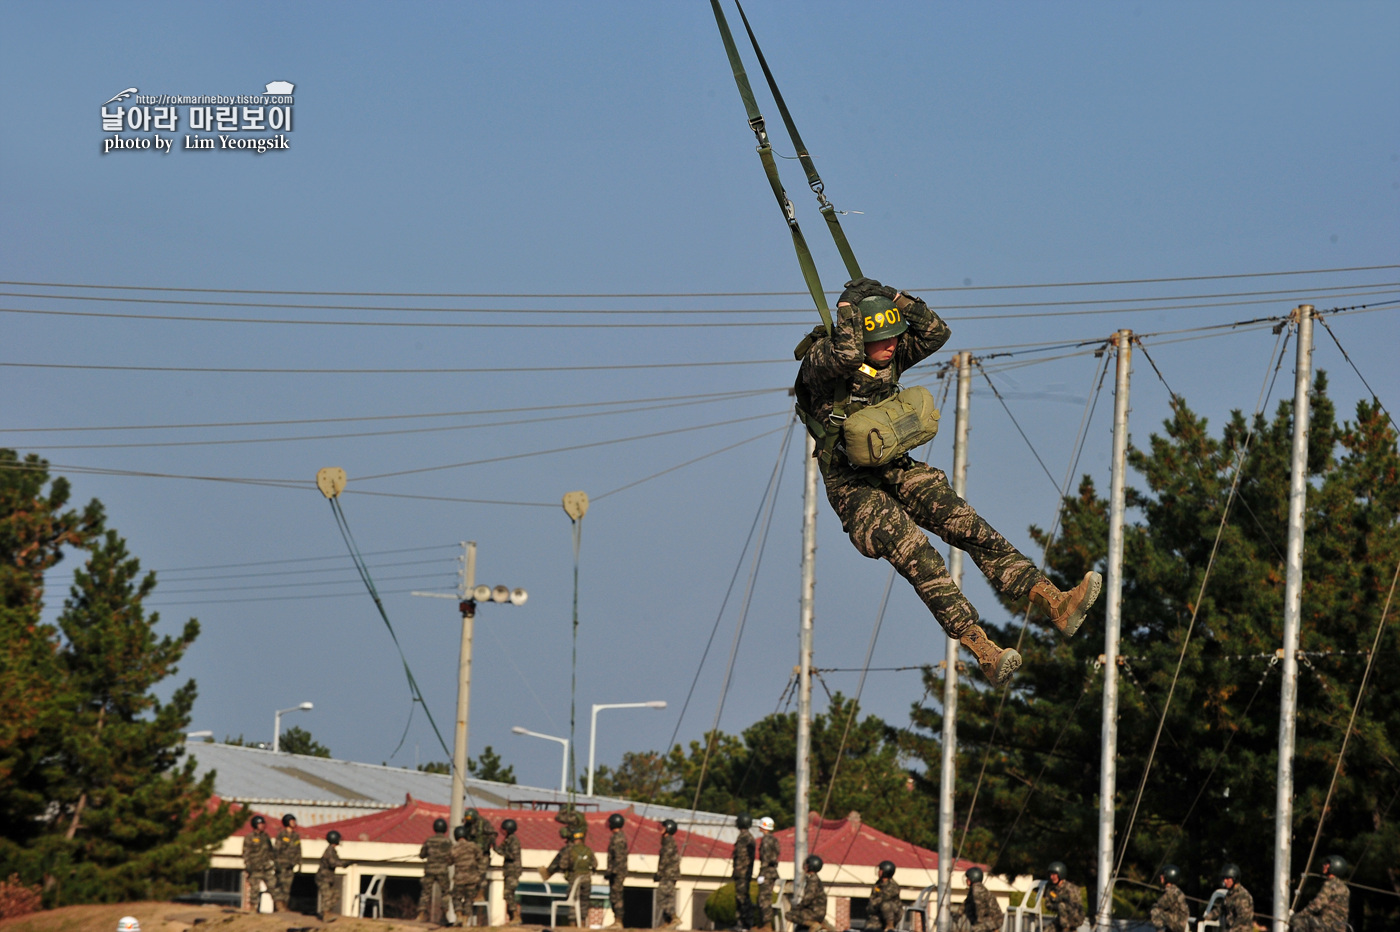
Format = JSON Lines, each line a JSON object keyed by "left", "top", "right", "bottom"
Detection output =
{"left": 117, "top": 918, "right": 142, "bottom": 932}
{"left": 756, "top": 817, "right": 775, "bottom": 832}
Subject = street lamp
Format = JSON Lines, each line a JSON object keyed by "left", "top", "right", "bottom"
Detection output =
{"left": 588, "top": 701, "right": 667, "bottom": 797}
{"left": 273, "top": 702, "right": 313, "bottom": 753}
{"left": 511, "top": 726, "right": 571, "bottom": 794}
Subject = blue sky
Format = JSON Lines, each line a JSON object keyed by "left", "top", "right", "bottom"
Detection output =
{"left": 3, "top": 1, "right": 1397, "bottom": 791}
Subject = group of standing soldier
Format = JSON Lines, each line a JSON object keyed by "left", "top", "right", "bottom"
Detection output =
{"left": 240, "top": 813, "right": 302, "bottom": 913}
{"left": 419, "top": 808, "right": 524, "bottom": 927}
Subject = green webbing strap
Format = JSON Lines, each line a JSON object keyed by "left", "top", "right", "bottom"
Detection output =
{"left": 732, "top": 0, "right": 864, "bottom": 282}
{"left": 710, "top": 0, "right": 834, "bottom": 337}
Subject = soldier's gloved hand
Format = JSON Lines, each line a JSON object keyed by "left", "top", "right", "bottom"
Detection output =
{"left": 831, "top": 302, "right": 865, "bottom": 366}
{"left": 839, "top": 277, "right": 898, "bottom": 306}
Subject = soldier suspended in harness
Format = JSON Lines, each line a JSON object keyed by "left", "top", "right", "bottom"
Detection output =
{"left": 794, "top": 277, "right": 1104, "bottom": 686}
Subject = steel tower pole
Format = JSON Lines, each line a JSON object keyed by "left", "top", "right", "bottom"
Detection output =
{"left": 795, "top": 432, "right": 818, "bottom": 894}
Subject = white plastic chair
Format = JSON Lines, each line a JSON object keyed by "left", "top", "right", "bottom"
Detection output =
{"left": 551, "top": 875, "right": 587, "bottom": 927}
{"left": 356, "top": 873, "right": 386, "bottom": 918}
{"left": 1193, "top": 888, "right": 1226, "bottom": 932}
{"left": 899, "top": 882, "right": 936, "bottom": 932}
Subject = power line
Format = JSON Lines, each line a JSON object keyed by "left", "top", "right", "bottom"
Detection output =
{"left": 0, "top": 358, "right": 789, "bottom": 375}
{"left": 4, "top": 263, "right": 1393, "bottom": 297}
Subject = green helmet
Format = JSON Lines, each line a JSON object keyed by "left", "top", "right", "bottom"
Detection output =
{"left": 1047, "top": 861, "right": 1067, "bottom": 881}
{"left": 857, "top": 296, "right": 908, "bottom": 342}
{"left": 326, "top": 830, "right": 342, "bottom": 845}
{"left": 965, "top": 867, "right": 984, "bottom": 884}
{"left": 1160, "top": 864, "right": 1182, "bottom": 886}
{"left": 1220, "top": 863, "right": 1241, "bottom": 883}
{"left": 454, "top": 825, "right": 469, "bottom": 841}
{"left": 804, "top": 854, "right": 823, "bottom": 873}
{"left": 735, "top": 813, "right": 752, "bottom": 830}
{"left": 1322, "top": 855, "right": 1348, "bottom": 877}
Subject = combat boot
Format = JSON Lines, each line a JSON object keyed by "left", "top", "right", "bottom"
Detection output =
{"left": 960, "top": 625, "right": 1021, "bottom": 687}
{"left": 1028, "top": 572, "right": 1103, "bottom": 638}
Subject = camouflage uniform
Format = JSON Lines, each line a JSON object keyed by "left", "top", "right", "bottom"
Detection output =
{"left": 273, "top": 824, "right": 301, "bottom": 910}
{"left": 452, "top": 836, "right": 485, "bottom": 926}
{"left": 316, "top": 842, "right": 343, "bottom": 921}
{"left": 732, "top": 830, "right": 756, "bottom": 929}
{"left": 954, "top": 881, "right": 1003, "bottom": 932}
{"left": 499, "top": 832, "right": 523, "bottom": 923}
{"left": 1044, "top": 878, "right": 1085, "bottom": 932}
{"left": 474, "top": 814, "right": 498, "bottom": 855}
{"left": 1150, "top": 884, "right": 1188, "bottom": 932}
{"left": 606, "top": 827, "right": 630, "bottom": 923}
{"left": 868, "top": 877, "right": 903, "bottom": 931}
{"left": 1204, "top": 883, "right": 1254, "bottom": 932}
{"left": 655, "top": 834, "right": 681, "bottom": 925}
{"left": 546, "top": 842, "right": 597, "bottom": 927}
{"left": 756, "top": 833, "right": 782, "bottom": 928}
{"left": 242, "top": 828, "right": 276, "bottom": 910}
{"left": 419, "top": 832, "right": 454, "bottom": 920}
{"left": 556, "top": 806, "right": 588, "bottom": 841}
{"left": 1291, "top": 875, "right": 1349, "bottom": 932}
{"left": 789, "top": 875, "right": 829, "bottom": 930}
{"left": 797, "top": 281, "right": 1042, "bottom": 640}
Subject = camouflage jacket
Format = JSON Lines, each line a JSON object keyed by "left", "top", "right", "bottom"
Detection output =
{"left": 420, "top": 834, "right": 453, "bottom": 875}
{"left": 474, "top": 815, "right": 497, "bottom": 854}
{"left": 564, "top": 842, "right": 597, "bottom": 887}
{"left": 1150, "top": 884, "right": 1188, "bottom": 932}
{"left": 791, "top": 875, "right": 827, "bottom": 922}
{"left": 606, "top": 829, "right": 629, "bottom": 877}
{"left": 274, "top": 827, "right": 301, "bottom": 869}
{"left": 731, "top": 832, "right": 755, "bottom": 880}
{"left": 656, "top": 835, "right": 680, "bottom": 881}
{"left": 1045, "top": 878, "right": 1085, "bottom": 932}
{"left": 1205, "top": 883, "right": 1254, "bottom": 932}
{"left": 961, "top": 881, "right": 1003, "bottom": 932}
{"left": 1300, "top": 875, "right": 1349, "bottom": 930}
{"left": 453, "top": 838, "right": 484, "bottom": 882}
{"left": 242, "top": 830, "right": 275, "bottom": 871}
{"left": 869, "top": 877, "right": 902, "bottom": 912}
{"left": 758, "top": 834, "right": 781, "bottom": 881}
{"left": 796, "top": 280, "right": 951, "bottom": 481}
{"left": 499, "top": 834, "right": 522, "bottom": 871}
{"left": 556, "top": 807, "right": 588, "bottom": 838}
{"left": 317, "top": 844, "right": 343, "bottom": 880}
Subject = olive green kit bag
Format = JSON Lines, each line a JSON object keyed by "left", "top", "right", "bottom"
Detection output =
{"left": 840, "top": 384, "right": 941, "bottom": 467}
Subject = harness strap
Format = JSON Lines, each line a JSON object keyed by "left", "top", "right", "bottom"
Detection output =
{"left": 710, "top": 0, "right": 834, "bottom": 337}
{"left": 731, "top": 0, "right": 863, "bottom": 282}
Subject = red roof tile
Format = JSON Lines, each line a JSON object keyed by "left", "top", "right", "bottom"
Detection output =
{"left": 770, "top": 814, "right": 985, "bottom": 872}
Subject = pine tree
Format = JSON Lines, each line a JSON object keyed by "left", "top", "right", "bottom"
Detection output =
{"left": 0, "top": 451, "right": 241, "bottom": 906}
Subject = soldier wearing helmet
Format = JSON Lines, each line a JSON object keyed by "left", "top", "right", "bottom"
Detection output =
{"left": 755, "top": 817, "right": 781, "bottom": 931}
{"left": 604, "top": 813, "right": 629, "bottom": 928}
{"left": 1043, "top": 862, "right": 1084, "bottom": 932}
{"left": 451, "top": 823, "right": 486, "bottom": 927}
{"left": 317, "top": 830, "right": 344, "bottom": 922}
{"left": 272, "top": 813, "right": 301, "bottom": 912}
{"left": 1204, "top": 864, "right": 1254, "bottom": 932}
{"left": 541, "top": 829, "right": 597, "bottom": 926}
{"left": 1291, "top": 855, "right": 1350, "bottom": 932}
{"left": 867, "top": 860, "right": 902, "bottom": 931}
{"left": 1150, "top": 864, "right": 1187, "bottom": 932}
{"left": 795, "top": 278, "right": 1102, "bottom": 686}
{"left": 954, "top": 866, "right": 1002, "bottom": 932}
{"left": 731, "top": 814, "right": 757, "bottom": 930}
{"left": 655, "top": 819, "right": 682, "bottom": 928}
{"left": 788, "top": 855, "right": 833, "bottom": 931}
{"left": 417, "top": 816, "right": 453, "bottom": 922}
{"left": 499, "top": 818, "right": 523, "bottom": 925}
{"left": 241, "top": 815, "right": 275, "bottom": 912}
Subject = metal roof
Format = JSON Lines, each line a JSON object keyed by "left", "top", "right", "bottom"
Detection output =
{"left": 185, "top": 740, "right": 738, "bottom": 841}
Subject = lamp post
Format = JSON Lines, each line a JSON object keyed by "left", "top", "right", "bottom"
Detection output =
{"left": 511, "top": 726, "right": 571, "bottom": 794}
{"left": 587, "top": 701, "right": 666, "bottom": 796}
{"left": 273, "top": 702, "right": 313, "bottom": 753}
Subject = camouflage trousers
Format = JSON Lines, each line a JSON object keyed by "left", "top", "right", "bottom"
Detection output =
{"left": 246, "top": 869, "right": 275, "bottom": 910}
{"left": 656, "top": 877, "right": 677, "bottom": 922}
{"left": 273, "top": 865, "right": 296, "bottom": 908}
{"left": 420, "top": 871, "right": 450, "bottom": 919}
{"left": 1290, "top": 916, "right": 1345, "bottom": 932}
{"left": 318, "top": 875, "right": 341, "bottom": 920}
{"left": 503, "top": 867, "right": 522, "bottom": 920}
{"left": 609, "top": 874, "right": 626, "bottom": 920}
{"left": 826, "top": 460, "right": 1040, "bottom": 638}
{"left": 734, "top": 876, "right": 754, "bottom": 928}
{"left": 453, "top": 875, "right": 484, "bottom": 925}
{"left": 757, "top": 873, "right": 779, "bottom": 927}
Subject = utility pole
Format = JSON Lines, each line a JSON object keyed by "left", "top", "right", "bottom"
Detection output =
{"left": 1095, "top": 330, "right": 1132, "bottom": 927}
{"left": 1273, "top": 305, "right": 1314, "bottom": 932}
{"left": 936, "top": 351, "right": 972, "bottom": 932}
{"left": 795, "top": 432, "right": 817, "bottom": 894}
{"left": 412, "top": 542, "right": 527, "bottom": 830}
